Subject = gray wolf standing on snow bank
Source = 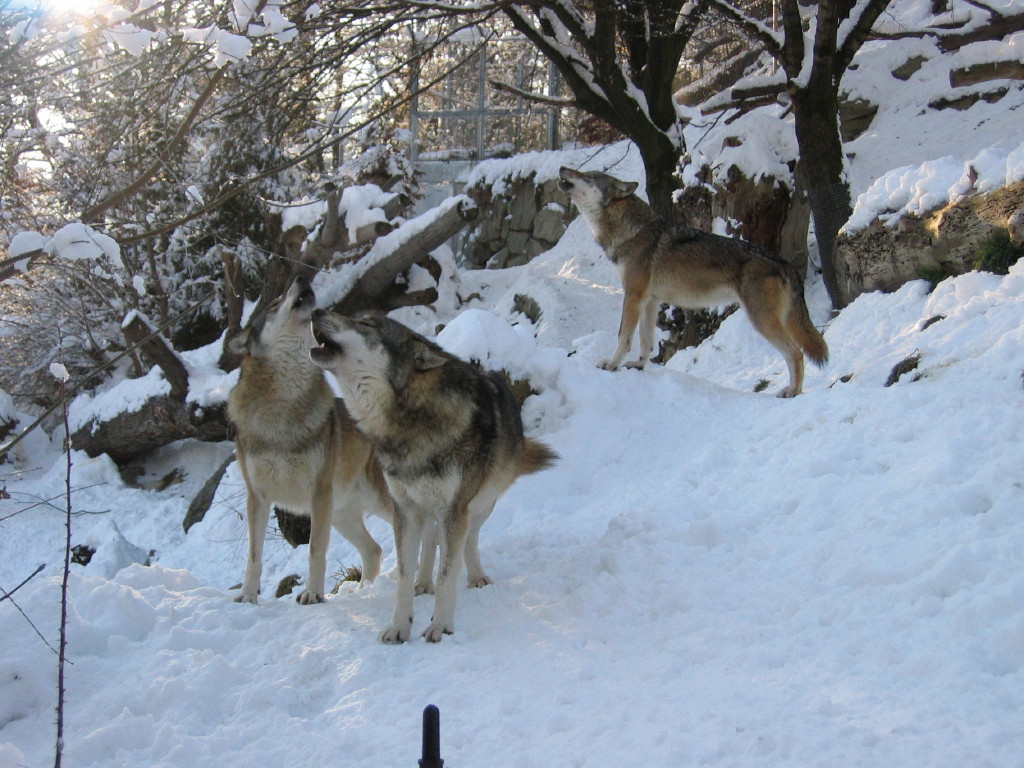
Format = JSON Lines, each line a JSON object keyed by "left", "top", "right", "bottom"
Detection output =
{"left": 558, "top": 166, "right": 828, "bottom": 397}
{"left": 227, "top": 276, "right": 391, "bottom": 605}
{"left": 309, "top": 310, "right": 556, "bottom": 643}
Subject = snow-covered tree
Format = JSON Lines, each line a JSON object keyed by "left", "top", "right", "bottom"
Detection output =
{"left": 704, "top": 0, "right": 1024, "bottom": 310}
{"left": 503, "top": 0, "right": 710, "bottom": 218}
{"left": 0, "top": 1, "right": 440, "bottom": 402}
{"left": 704, "top": 0, "right": 893, "bottom": 309}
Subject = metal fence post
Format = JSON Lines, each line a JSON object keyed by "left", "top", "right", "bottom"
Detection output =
{"left": 419, "top": 704, "right": 444, "bottom": 768}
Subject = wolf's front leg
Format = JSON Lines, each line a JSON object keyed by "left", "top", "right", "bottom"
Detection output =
{"left": 380, "top": 507, "right": 424, "bottom": 644}
{"left": 298, "top": 479, "right": 333, "bottom": 605}
{"left": 600, "top": 292, "right": 643, "bottom": 370}
{"left": 236, "top": 489, "right": 270, "bottom": 603}
{"left": 624, "top": 298, "right": 659, "bottom": 370}
{"left": 423, "top": 508, "right": 469, "bottom": 643}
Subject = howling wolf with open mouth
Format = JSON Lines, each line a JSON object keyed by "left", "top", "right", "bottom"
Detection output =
{"left": 558, "top": 166, "right": 828, "bottom": 396}
{"left": 227, "top": 277, "right": 391, "bottom": 605}
{"left": 309, "top": 310, "right": 556, "bottom": 643}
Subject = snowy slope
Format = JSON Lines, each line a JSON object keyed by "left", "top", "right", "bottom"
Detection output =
{"left": 4, "top": 215, "right": 1024, "bottom": 766}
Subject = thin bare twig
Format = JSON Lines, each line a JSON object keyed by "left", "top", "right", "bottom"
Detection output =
{"left": 0, "top": 562, "right": 45, "bottom": 605}
{"left": 2, "top": 591, "right": 59, "bottom": 656}
{"left": 0, "top": 483, "right": 111, "bottom": 523}
{"left": 55, "top": 352, "right": 72, "bottom": 768}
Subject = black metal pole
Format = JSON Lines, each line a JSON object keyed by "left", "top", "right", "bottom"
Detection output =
{"left": 419, "top": 705, "right": 444, "bottom": 768}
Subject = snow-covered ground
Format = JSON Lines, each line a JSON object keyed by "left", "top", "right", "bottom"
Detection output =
{"left": 4, "top": 207, "right": 1024, "bottom": 766}
{"left": 5, "top": 5, "right": 1024, "bottom": 765}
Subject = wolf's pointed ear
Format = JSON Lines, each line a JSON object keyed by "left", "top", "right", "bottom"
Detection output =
{"left": 225, "top": 328, "right": 252, "bottom": 357}
{"left": 413, "top": 343, "right": 447, "bottom": 372}
{"left": 611, "top": 180, "right": 638, "bottom": 199}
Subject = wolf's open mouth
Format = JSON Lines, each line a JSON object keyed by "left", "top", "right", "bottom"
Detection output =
{"left": 310, "top": 322, "right": 342, "bottom": 357}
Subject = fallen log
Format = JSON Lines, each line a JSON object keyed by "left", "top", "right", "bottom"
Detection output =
{"left": 936, "top": 12, "right": 1024, "bottom": 53}
{"left": 949, "top": 59, "right": 1024, "bottom": 88}
{"left": 71, "top": 397, "right": 230, "bottom": 465}
{"left": 336, "top": 195, "right": 478, "bottom": 315}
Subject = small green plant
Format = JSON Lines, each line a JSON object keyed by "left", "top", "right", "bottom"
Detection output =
{"left": 916, "top": 264, "right": 956, "bottom": 292}
{"left": 974, "top": 232, "right": 1022, "bottom": 275}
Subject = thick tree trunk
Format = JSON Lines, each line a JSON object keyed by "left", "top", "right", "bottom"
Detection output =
{"left": 637, "top": 136, "right": 683, "bottom": 222}
{"left": 791, "top": 84, "right": 851, "bottom": 310}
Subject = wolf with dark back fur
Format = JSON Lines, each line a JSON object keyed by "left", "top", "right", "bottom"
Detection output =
{"left": 558, "top": 166, "right": 828, "bottom": 396}
{"left": 227, "top": 277, "right": 391, "bottom": 605}
{"left": 309, "top": 310, "right": 556, "bottom": 643}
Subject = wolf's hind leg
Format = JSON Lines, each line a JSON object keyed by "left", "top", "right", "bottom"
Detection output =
{"left": 776, "top": 352, "right": 804, "bottom": 399}
{"left": 741, "top": 281, "right": 804, "bottom": 397}
{"left": 464, "top": 497, "right": 498, "bottom": 588}
{"left": 332, "top": 505, "right": 383, "bottom": 585}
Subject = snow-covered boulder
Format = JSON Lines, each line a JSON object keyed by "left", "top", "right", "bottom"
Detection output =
{"left": 836, "top": 180, "right": 1024, "bottom": 300}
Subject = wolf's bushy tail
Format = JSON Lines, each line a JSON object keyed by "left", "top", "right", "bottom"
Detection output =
{"left": 790, "top": 293, "right": 829, "bottom": 367}
{"left": 521, "top": 439, "right": 558, "bottom": 475}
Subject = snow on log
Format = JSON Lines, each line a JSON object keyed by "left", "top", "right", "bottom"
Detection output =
{"left": 71, "top": 397, "right": 230, "bottom": 465}
{"left": 949, "top": 59, "right": 1024, "bottom": 88}
{"left": 332, "top": 194, "right": 478, "bottom": 315}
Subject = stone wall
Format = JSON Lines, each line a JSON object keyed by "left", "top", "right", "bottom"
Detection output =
{"left": 836, "top": 181, "right": 1024, "bottom": 302}
{"left": 463, "top": 165, "right": 802, "bottom": 273}
{"left": 463, "top": 175, "right": 575, "bottom": 269}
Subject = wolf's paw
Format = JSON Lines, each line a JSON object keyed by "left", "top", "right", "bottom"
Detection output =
{"left": 379, "top": 624, "right": 411, "bottom": 644}
{"left": 414, "top": 581, "right": 435, "bottom": 596}
{"left": 423, "top": 622, "right": 454, "bottom": 643}
{"left": 296, "top": 589, "right": 326, "bottom": 605}
{"left": 234, "top": 592, "right": 259, "bottom": 604}
{"left": 467, "top": 575, "right": 493, "bottom": 589}
{"left": 624, "top": 359, "right": 647, "bottom": 370}
{"left": 776, "top": 387, "right": 799, "bottom": 399}
{"left": 598, "top": 359, "right": 619, "bottom": 371}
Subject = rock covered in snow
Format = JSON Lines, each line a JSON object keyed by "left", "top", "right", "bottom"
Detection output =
{"left": 837, "top": 179, "right": 1024, "bottom": 300}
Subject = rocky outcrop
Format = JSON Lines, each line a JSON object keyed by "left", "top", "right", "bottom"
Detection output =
{"left": 464, "top": 175, "right": 574, "bottom": 269}
{"left": 465, "top": 162, "right": 805, "bottom": 275}
{"left": 836, "top": 181, "right": 1024, "bottom": 302}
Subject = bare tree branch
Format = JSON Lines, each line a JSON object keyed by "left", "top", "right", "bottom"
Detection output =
{"left": 488, "top": 78, "right": 579, "bottom": 107}
{"left": 79, "top": 68, "right": 227, "bottom": 225}
{"left": 0, "top": 563, "right": 45, "bottom": 606}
